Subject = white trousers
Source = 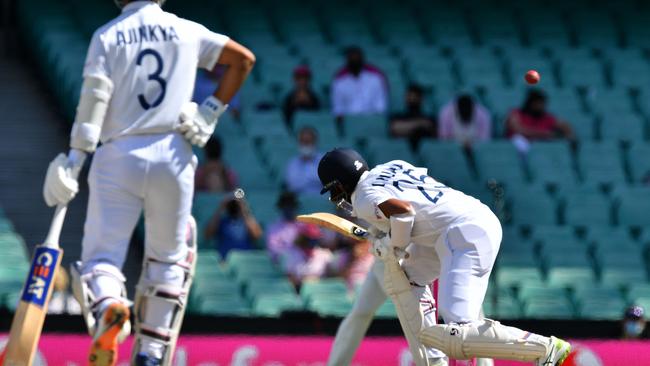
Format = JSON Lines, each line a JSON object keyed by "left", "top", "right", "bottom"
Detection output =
{"left": 80, "top": 132, "right": 196, "bottom": 301}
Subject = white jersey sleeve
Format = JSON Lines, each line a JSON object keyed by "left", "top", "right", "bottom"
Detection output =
{"left": 197, "top": 24, "right": 229, "bottom": 70}
{"left": 83, "top": 33, "right": 111, "bottom": 78}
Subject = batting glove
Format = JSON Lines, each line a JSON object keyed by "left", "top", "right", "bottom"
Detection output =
{"left": 177, "top": 96, "right": 228, "bottom": 148}
{"left": 43, "top": 150, "right": 85, "bottom": 207}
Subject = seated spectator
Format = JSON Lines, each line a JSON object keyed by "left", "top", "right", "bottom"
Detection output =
{"left": 284, "top": 126, "right": 324, "bottom": 195}
{"left": 280, "top": 224, "right": 333, "bottom": 287}
{"left": 329, "top": 237, "right": 374, "bottom": 290}
{"left": 193, "top": 67, "right": 242, "bottom": 120}
{"left": 622, "top": 305, "right": 646, "bottom": 339}
{"left": 266, "top": 191, "right": 301, "bottom": 262}
{"left": 283, "top": 66, "right": 321, "bottom": 124}
{"left": 331, "top": 46, "right": 388, "bottom": 120}
{"left": 205, "top": 195, "right": 263, "bottom": 258}
{"left": 195, "top": 137, "right": 238, "bottom": 192}
{"left": 438, "top": 94, "right": 492, "bottom": 147}
{"left": 48, "top": 267, "right": 81, "bottom": 315}
{"left": 505, "top": 89, "right": 574, "bottom": 141}
{"left": 389, "top": 84, "right": 436, "bottom": 147}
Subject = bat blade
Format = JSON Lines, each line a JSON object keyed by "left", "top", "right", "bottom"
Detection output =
{"left": 297, "top": 212, "right": 369, "bottom": 241}
{"left": 3, "top": 245, "right": 62, "bottom": 366}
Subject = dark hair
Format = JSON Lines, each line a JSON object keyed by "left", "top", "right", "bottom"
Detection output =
{"left": 522, "top": 89, "right": 547, "bottom": 111}
{"left": 204, "top": 136, "right": 223, "bottom": 160}
{"left": 457, "top": 94, "right": 475, "bottom": 121}
{"left": 277, "top": 191, "right": 299, "bottom": 209}
{"left": 407, "top": 84, "right": 424, "bottom": 96}
{"left": 345, "top": 46, "right": 363, "bottom": 56}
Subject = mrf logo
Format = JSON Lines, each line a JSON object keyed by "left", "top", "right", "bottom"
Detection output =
{"left": 21, "top": 246, "right": 60, "bottom": 307}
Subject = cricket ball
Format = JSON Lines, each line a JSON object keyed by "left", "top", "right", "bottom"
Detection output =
{"left": 525, "top": 70, "right": 540, "bottom": 84}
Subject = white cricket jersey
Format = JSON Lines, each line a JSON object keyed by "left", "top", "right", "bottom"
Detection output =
{"left": 351, "top": 160, "right": 490, "bottom": 247}
{"left": 83, "top": 1, "right": 229, "bottom": 143}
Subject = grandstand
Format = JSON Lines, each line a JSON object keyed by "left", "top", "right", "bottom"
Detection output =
{"left": 5, "top": 0, "right": 650, "bottom": 338}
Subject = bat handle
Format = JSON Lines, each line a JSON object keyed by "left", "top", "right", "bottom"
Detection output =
{"left": 394, "top": 247, "right": 410, "bottom": 260}
{"left": 44, "top": 204, "right": 67, "bottom": 248}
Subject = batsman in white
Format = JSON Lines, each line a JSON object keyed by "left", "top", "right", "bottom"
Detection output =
{"left": 41, "top": 0, "right": 255, "bottom": 365}
{"left": 317, "top": 148, "right": 571, "bottom": 366}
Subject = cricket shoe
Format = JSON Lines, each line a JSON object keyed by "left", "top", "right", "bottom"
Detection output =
{"left": 537, "top": 336, "right": 571, "bottom": 366}
{"left": 89, "top": 302, "right": 131, "bottom": 366}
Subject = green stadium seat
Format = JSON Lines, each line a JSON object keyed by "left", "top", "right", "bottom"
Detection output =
{"left": 343, "top": 115, "right": 389, "bottom": 140}
{"left": 563, "top": 191, "right": 612, "bottom": 226}
{"left": 584, "top": 226, "right": 636, "bottom": 249}
{"left": 524, "top": 299, "right": 575, "bottom": 319}
{"left": 309, "top": 296, "right": 353, "bottom": 317}
{"left": 227, "top": 249, "right": 274, "bottom": 269}
{"left": 578, "top": 298, "right": 626, "bottom": 320}
{"left": 419, "top": 142, "right": 474, "bottom": 187}
{"left": 365, "top": 139, "right": 415, "bottom": 166}
{"left": 252, "top": 294, "right": 304, "bottom": 317}
{"left": 547, "top": 267, "right": 596, "bottom": 288}
{"left": 375, "top": 300, "right": 398, "bottom": 319}
{"left": 483, "top": 296, "right": 522, "bottom": 319}
{"left": 193, "top": 278, "right": 240, "bottom": 301}
{"left": 508, "top": 188, "right": 557, "bottom": 226}
{"left": 474, "top": 141, "right": 527, "bottom": 185}
{"left": 301, "top": 279, "right": 349, "bottom": 301}
{"left": 293, "top": 111, "right": 338, "bottom": 139}
{"left": 499, "top": 227, "right": 534, "bottom": 256}
{"left": 196, "top": 296, "right": 250, "bottom": 316}
{"left": 559, "top": 59, "right": 607, "bottom": 88}
{"left": 628, "top": 143, "right": 650, "bottom": 184}
{"left": 577, "top": 142, "right": 626, "bottom": 186}
{"left": 527, "top": 141, "right": 578, "bottom": 186}
{"left": 245, "top": 279, "right": 296, "bottom": 301}
{"left": 616, "top": 187, "right": 650, "bottom": 227}
{"left": 627, "top": 284, "right": 650, "bottom": 302}
{"left": 601, "top": 268, "right": 647, "bottom": 287}
{"left": 599, "top": 112, "right": 646, "bottom": 143}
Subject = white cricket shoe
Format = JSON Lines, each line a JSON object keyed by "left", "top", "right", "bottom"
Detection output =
{"left": 537, "top": 336, "right": 571, "bottom": 366}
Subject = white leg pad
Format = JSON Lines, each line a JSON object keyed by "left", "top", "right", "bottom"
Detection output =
{"left": 132, "top": 216, "right": 197, "bottom": 365}
{"left": 419, "top": 319, "right": 550, "bottom": 361}
{"left": 383, "top": 259, "right": 429, "bottom": 366}
{"left": 70, "top": 261, "right": 130, "bottom": 338}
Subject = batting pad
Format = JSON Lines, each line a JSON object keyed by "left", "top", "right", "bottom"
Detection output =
{"left": 419, "top": 319, "right": 549, "bottom": 361}
{"left": 383, "top": 259, "right": 430, "bottom": 366}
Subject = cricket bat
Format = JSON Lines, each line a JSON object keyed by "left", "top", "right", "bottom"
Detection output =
{"left": 1, "top": 204, "right": 69, "bottom": 366}
{"left": 296, "top": 212, "right": 408, "bottom": 258}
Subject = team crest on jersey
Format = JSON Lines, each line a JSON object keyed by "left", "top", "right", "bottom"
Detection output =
{"left": 21, "top": 247, "right": 60, "bottom": 308}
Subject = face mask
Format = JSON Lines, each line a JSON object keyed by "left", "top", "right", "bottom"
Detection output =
{"left": 299, "top": 145, "right": 316, "bottom": 157}
{"left": 625, "top": 321, "right": 644, "bottom": 337}
{"left": 281, "top": 208, "right": 296, "bottom": 220}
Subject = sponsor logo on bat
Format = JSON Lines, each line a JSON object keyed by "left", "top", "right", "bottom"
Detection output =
{"left": 21, "top": 247, "right": 60, "bottom": 307}
{"left": 351, "top": 226, "right": 367, "bottom": 238}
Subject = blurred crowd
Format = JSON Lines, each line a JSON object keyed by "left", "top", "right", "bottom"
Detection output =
{"left": 189, "top": 45, "right": 579, "bottom": 294}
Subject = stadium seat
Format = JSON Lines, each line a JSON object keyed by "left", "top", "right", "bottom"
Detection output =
{"left": 252, "top": 294, "right": 304, "bottom": 317}
{"left": 197, "top": 296, "right": 250, "bottom": 316}
{"left": 524, "top": 299, "right": 575, "bottom": 319}
{"left": 563, "top": 190, "right": 612, "bottom": 226}
{"left": 599, "top": 112, "right": 646, "bottom": 143}
{"left": 601, "top": 268, "right": 647, "bottom": 287}
{"left": 301, "top": 279, "right": 348, "bottom": 302}
{"left": 577, "top": 142, "right": 626, "bottom": 186}
{"left": 343, "top": 115, "right": 389, "bottom": 140}
{"left": 365, "top": 138, "right": 415, "bottom": 166}
{"left": 578, "top": 298, "right": 627, "bottom": 320}
{"left": 309, "top": 296, "right": 353, "bottom": 317}
{"left": 483, "top": 295, "right": 522, "bottom": 319}
{"left": 474, "top": 141, "right": 527, "bottom": 185}
{"left": 527, "top": 141, "right": 578, "bottom": 186}
{"left": 419, "top": 142, "right": 475, "bottom": 187}
{"left": 616, "top": 186, "right": 650, "bottom": 227}
{"left": 245, "top": 279, "right": 296, "bottom": 301}
{"left": 507, "top": 187, "right": 558, "bottom": 226}
{"left": 628, "top": 143, "right": 650, "bottom": 184}
{"left": 293, "top": 111, "right": 338, "bottom": 139}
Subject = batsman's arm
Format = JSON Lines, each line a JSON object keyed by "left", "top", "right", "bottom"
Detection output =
{"left": 377, "top": 198, "right": 415, "bottom": 249}
{"left": 212, "top": 40, "right": 256, "bottom": 104}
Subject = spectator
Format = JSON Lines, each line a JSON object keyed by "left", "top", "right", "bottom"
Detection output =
{"left": 283, "top": 66, "right": 321, "bottom": 124}
{"left": 438, "top": 94, "right": 492, "bottom": 147}
{"left": 329, "top": 237, "right": 374, "bottom": 290}
{"left": 331, "top": 46, "right": 388, "bottom": 120}
{"left": 48, "top": 267, "right": 81, "bottom": 315}
{"left": 195, "top": 137, "right": 238, "bottom": 192}
{"left": 193, "top": 67, "right": 242, "bottom": 120}
{"left": 389, "top": 84, "right": 436, "bottom": 147}
{"left": 281, "top": 223, "right": 333, "bottom": 287}
{"left": 622, "top": 305, "right": 646, "bottom": 339}
{"left": 266, "top": 191, "right": 301, "bottom": 262}
{"left": 284, "top": 126, "right": 324, "bottom": 195}
{"left": 505, "top": 89, "right": 574, "bottom": 141}
{"left": 204, "top": 195, "right": 263, "bottom": 258}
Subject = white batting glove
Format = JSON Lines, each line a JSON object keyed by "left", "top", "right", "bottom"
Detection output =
{"left": 371, "top": 236, "right": 397, "bottom": 261}
{"left": 177, "top": 96, "right": 228, "bottom": 148}
{"left": 43, "top": 150, "right": 86, "bottom": 207}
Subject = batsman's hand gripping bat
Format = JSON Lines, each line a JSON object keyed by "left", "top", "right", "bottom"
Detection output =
{"left": 296, "top": 212, "right": 409, "bottom": 259}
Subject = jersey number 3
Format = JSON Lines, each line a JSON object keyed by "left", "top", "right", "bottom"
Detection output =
{"left": 136, "top": 48, "right": 167, "bottom": 110}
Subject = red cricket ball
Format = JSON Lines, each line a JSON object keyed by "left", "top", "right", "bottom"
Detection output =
{"left": 525, "top": 70, "right": 540, "bottom": 84}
